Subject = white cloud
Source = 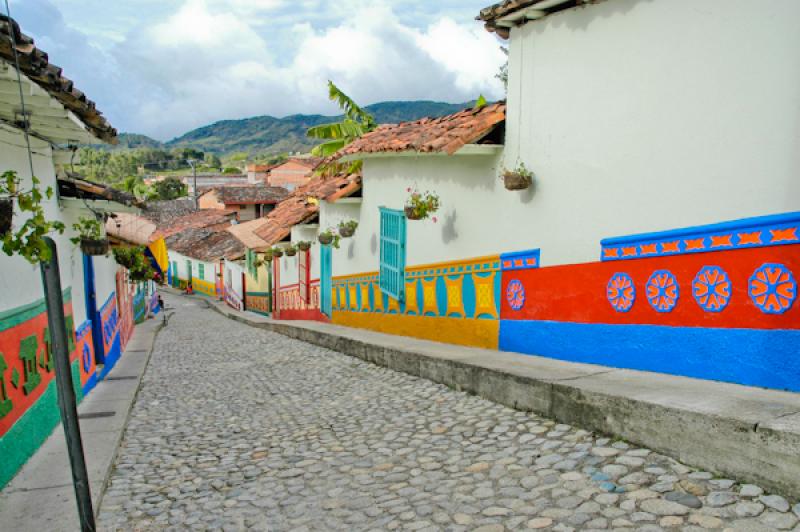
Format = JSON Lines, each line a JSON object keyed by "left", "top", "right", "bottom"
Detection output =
{"left": 12, "top": 0, "right": 505, "bottom": 141}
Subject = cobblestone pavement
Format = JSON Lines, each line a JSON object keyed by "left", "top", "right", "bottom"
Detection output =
{"left": 98, "top": 295, "right": 799, "bottom": 531}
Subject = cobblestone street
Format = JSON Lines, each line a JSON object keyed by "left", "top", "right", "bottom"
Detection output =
{"left": 97, "top": 295, "right": 799, "bottom": 531}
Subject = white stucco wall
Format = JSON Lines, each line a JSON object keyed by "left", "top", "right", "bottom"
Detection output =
{"left": 331, "top": 155, "right": 509, "bottom": 277}
{"left": 167, "top": 250, "right": 217, "bottom": 283}
{"left": 0, "top": 129, "right": 64, "bottom": 312}
{"left": 291, "top": 224, "right": 321, "bottom": 283}
{"left": 501, "top": 0, "right": 800, "bottom": 266}
{"left": 224, "top": 259, "right": 244, "bottom": 296}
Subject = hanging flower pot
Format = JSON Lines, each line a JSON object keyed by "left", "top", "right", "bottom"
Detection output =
{"left": 338, "top": 220, "right": 358, "bottom": 238}
{"left": 297, "top": 241, "right": 311, "bottom": 252}
{"left": 80, "top": 237, "right": 109, "bottom": 256}
{"left": 404, "top": 205, "right": 424, "bottom": 220}
{"left": 263, "top": 248, "right": 274, "bottom": 261}
{"left": 271, "top": 247, "right": 284, "bottom": 258}
{"left": 404, "top": 187, "right": 440, "bottom": 221}
{"left": 318, "top": 232, "right": 334, "bottom": 245}
{"left": 502, "top": 162, "right": 533, "bottom": 191}
{"left": 0, "top": 198, "right": 11, "bottom": 235}
{"left": 285, "top": 245, "right": 297, "bottom": 257}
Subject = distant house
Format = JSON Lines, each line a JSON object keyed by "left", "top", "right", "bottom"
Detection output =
{"left": 266, "top": 156, "right": 322, "bottom": 191}
{"left": 197, "top": 185, "right": 288, "bottom": 221}
{"left": 245, "top": 164, "right": 274, "bottom": 184}
{"left": 183, "top": 173, "right": 247, "bottom": 195}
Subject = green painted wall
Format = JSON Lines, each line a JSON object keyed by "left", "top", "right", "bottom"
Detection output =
{"left": 0, "top": 359, "right": 83, "bottom": 489}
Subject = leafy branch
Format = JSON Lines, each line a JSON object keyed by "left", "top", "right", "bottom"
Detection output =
{"left": 1, "top": 170, "right": 65, "bottom": 264}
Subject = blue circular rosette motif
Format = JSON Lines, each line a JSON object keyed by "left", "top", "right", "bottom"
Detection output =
{"left": 646, "top": 270, "right": 679, "bottom": 312}
{"left": 506, "top": 279, "right": 526, "bottom": 311}
{"left": 607, "top": 273, "right": 635, "bottom": 312}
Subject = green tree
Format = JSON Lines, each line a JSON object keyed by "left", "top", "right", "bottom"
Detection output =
{"left": 204, "top": 153, "right": 222, "bottom": 169}
{"left": 153, "top": 176, "right": 187, "bottom": 200}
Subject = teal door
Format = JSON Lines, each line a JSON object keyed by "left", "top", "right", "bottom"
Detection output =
{"left": 320, "top": 244, "right": 332, "bottom": 317}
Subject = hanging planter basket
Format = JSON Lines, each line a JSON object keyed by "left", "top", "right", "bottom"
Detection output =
{"left": 297, "top": 241, "right": 311, "bottom": 252}
{"left": 285, "top": 248, "right": 297, "bottom": 257}
{"left": 263, "top": 249, "right": 274, "bottom": 261}
{"left": 503, "top": 171, "right": 532, "bottom": 191}
{"left": 0, "top": 198, "right": 12, "bottom": 235}
{"left": 80, "top": 237, "right": 109, "bottom": 256}
{"left": 272, "top": 248, "right": 284, "bottom": 258}
{"left": 404, "top": 205, "right": 424, "bottom": 221}
{"left": 339, "top": 226, "right": 355, "bottom": 238}
{"left": 318, "top": 233, "right": 334, "bottom": 245}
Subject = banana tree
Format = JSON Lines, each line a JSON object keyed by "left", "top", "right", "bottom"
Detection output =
{"left": 307, "top": 81, "right": 376, "bottom": 175}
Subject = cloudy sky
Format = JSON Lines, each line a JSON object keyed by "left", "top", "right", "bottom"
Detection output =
{"left": 9, "top": 0, "right": 505, "bottom": 140}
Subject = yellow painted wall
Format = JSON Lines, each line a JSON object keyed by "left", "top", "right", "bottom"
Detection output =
{"left": 330, "top": 254, "right": 501, "bottom": 349}
{"left": 331, "top": 311, "right": 498, "bottom": 349}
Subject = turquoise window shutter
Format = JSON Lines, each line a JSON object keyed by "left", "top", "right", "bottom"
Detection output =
{"left": 379, "top": 207, "right": 406, "bottom": 301}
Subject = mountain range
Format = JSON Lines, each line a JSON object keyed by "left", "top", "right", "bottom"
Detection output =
{"left": 115, "top": 100, "right": 471, "bottom": 155}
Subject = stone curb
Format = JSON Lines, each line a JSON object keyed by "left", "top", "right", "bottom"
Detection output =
{"left": 199, "top": 294, "right": 800, "bottom": 498}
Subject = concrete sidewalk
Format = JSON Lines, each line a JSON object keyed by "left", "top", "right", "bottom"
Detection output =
{"left": 196, "top": 293, "right": 800, "bottom": 499}
{"left": 0, "top": 316, "right": 163, "bottom": 531}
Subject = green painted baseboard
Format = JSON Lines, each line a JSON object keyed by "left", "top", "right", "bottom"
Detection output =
{"left": 0, "top": 360, "right": 83, "bottom": 489}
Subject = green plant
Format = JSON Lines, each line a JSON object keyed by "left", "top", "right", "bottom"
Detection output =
{"left": 501, "top": 161, "right": 533, "bottom": 190}
{"left": 318, "top": 228, "right": 340, "bottom": 249}
{"left": 404, "top": 187, "right": 440, "bottom": 221}
{"left": 0, "top": 170, "right": 65, "bottom": 264}
{"left": 112, "top": 245, "right": 155, "bottom": 282}
{"left": 296, "top": 240, "right": 311, "bottom": 251}
{"left": 338, "top": 219, "right": 358, "bottom": 237}
{"left": 307, "top": 81, "right": 376, "bottom": 175}
{"left": 70, "top": 216, "right": 104, "bottom": 243}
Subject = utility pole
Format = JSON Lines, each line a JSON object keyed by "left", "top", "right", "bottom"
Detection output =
{"left": 188, "top": 159, "right": 197, "bottom": 207}
{"left": 40, "top": 237, "right": 95, "bottom": 532}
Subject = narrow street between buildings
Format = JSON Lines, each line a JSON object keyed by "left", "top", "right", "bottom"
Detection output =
{"left": 97, "top": 294, "right": 799, "bottom": 531}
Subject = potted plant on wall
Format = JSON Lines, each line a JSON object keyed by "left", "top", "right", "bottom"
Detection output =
{"left": 285, "top": 244, "right": 297, "bottom": 257}
{"left": 263, "top": 248, "right": 274, "bottom": 262}
{"left": 71, "top": 216, "right": 108, "bottom": 256}
{"left": 338, "top": 220, "right": 358, "bottom": 238}
{"left": 297, "top": 240, "right": 311, "bottom": 252}
{"left": 501, "top": 161, "right": 533, "bottom": 191}
{"left": 404, "top": 187, "right": 440, "bottom": 221}
{"left": 271, "top": 246, "right": 284, "bottom": 258}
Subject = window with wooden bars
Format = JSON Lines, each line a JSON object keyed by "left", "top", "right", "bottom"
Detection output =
{"left": 299, "top": 249, "right": 310, "bottom": 303}
{"left": 379, "top": 207, "right": 406, "bottom": 301}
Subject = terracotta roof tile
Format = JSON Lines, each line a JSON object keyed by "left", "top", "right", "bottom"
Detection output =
{"left": 152, "top": 209, "right": 236, "bottom": 240}
{"left": 165, "top": 227, "right": 245, "bottom": 262}
{"left": 203, "top": 184, "right": 289, "bottom": 205}
{"left": 226, "top": 218, "right": 271, "bottom": 251}
{"left": 253, "top": 173, "right": 361, "bottom": 246}
{"left": 327, "top": 103, "right": 505, "bottom": 162}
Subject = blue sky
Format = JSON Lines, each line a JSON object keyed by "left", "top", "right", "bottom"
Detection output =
{"left": 9, "top": 0, "right": 505, "bottom": 140}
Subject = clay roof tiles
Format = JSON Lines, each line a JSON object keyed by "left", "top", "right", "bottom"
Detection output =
{"left": 253, "top": 173, "right": 361, "bottom": 246}
{"left": 326, "top": 102, "right": 505, "bottom": 162}
{"left": 226, "top": 218, "right": 271, "bottom": 252}
{"left": 165, "top": 227, "right": 245, "bottom": 262}
{"left": 152, "top": 209, "right": 237, "bottom": 240}
{"left": 205, "top": 184, "right": 289, "bottom": 205}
